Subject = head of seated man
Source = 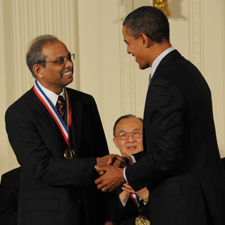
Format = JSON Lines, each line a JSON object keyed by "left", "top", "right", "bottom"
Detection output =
{"left": 113, "top": 114, "right": 143, "bottom": 157}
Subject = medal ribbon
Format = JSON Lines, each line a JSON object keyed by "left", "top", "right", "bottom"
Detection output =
{"left": 33, "top": 80, "right": 72, "bottom": 145}
{"left": 131, "top": 194, "right": 142, "bottom": 213}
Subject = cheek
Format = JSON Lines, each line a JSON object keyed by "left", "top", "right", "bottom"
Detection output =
{"left": 117, "top": 144, "right": 127, "bottom": 154}
{"left": 137, "top": 140, "right": 144, "bottom": 150}
{"left": 120, "top": 148, "right": 129, "bottom": 157}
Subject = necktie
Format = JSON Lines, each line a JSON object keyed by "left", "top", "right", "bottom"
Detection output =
{"left": 56, "top": 96, "right": 66, "bottom": 124}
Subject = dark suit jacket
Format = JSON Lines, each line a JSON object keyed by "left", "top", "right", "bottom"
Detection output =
{"left": 5, "top": 87, "right": 117, "bottom": 225}
{"left": 126, "top": 50, "right": 225, "bottom": 225}
{"left": 0, "top": 167, "right": 21, "bottom": 225}
{"left": 221, "top": 157, "right": 225, "bottom": 170}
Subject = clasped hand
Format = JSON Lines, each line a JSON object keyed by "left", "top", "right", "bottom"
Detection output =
{"left": 95, "top": 154, "right": 131, "bottom": 192}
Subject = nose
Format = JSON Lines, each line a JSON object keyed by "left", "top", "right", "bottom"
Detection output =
{"left": 65, "top": 58, "right": 73, "bottom": 68}
{"left": 127, "top": 134, "right": 135, "bottom": 142}
{"left": 127, "top": 46, "right": 131, "bottom": 54}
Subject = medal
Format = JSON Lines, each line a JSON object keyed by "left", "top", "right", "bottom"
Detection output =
{"left": 135, "top": 215, "right": 150, "bottom": 225}
{"left": 64, "top": 145, "right": 75, "bottom": 159}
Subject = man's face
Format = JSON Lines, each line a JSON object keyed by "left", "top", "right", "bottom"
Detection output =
{"left": 37, "top": 40, "right": 74, "bottom": 94}
{"left": 122, "top": 25, "right": 150, "bottom": 70}
{"left": 113, "top": 117, "right": 144, "bottom": 157}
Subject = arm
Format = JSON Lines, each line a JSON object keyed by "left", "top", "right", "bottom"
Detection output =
{"left": 95, "top": 80, "right": 185, "bottom": 191}
{"left": 5, "top": 92, "right": 111, "bottom": 187}
{"left": 127, "top": 79, "right": 185, "bottom": 190}
{"left": 0, "top": 173, "right": 19, "bottom": 225}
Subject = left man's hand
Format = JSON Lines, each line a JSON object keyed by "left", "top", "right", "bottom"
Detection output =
{"left": 95, "top": 165, "right": 125, "bottom": 192}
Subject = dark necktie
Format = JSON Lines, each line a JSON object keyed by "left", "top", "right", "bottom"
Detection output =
{"left": 56, "top": 96, "right": 66, "bottom": 124}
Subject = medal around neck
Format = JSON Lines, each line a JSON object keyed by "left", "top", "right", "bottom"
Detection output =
{"left": 135, "top": 215, "right": 150, "bottom": 225}
{"left": 64, "top": 145, "right": 75, "bottom": 159}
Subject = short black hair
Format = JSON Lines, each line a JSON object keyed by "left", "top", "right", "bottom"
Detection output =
{"left": 113, "top": 114, "right": 143, "bottom": 136}
{"left": 123, "top": 6, "right": 170, "bottom": 43}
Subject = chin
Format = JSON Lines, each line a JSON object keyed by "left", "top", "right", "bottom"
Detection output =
{"left": 139, "top": 64, "right": 150, "bottom": 70}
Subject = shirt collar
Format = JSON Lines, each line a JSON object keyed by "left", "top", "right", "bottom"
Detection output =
{"left": 150, "top": 46, "right": 175, "bottom": 78}
{"left": 36, "top": 81, "right": 65, "bottom": 106}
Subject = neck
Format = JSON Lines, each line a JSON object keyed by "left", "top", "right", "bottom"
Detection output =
{"left": 36, "top": 79, "right": 64, "bottom": 95}
{"left": 149, "top": 41, "right": 172, "bottom": 67}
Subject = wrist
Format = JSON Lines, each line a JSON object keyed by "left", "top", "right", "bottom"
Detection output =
{"left": 142, "top": 196, "right": 149, "bottom": 204}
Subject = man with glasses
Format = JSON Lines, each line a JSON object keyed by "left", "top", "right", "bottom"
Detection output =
{"left": 5, "top": 35, "right": 118, "bottom": 225}
{"left": 113, "top": 114, "right": 149, "bottom": 224}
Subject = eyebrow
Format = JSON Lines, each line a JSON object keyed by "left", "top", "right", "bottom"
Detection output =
{"left": 53, "top": 52, "right": 71, "bottom": 60}
{"left": 119, "top": 128, "right": 140, "bottom": 133}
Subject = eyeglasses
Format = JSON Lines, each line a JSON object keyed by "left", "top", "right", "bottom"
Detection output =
{"left": 115, "top": 131, "right": 143, "bottom": 140}
{"left": 38, "top": 53, "right": 75, "bottom": 65}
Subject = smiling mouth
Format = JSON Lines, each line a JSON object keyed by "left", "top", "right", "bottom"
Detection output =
{"left": 61, "top": 69, "right": 73, "bottom": 76}
{"left": 63, "top": 71, "right": 72, "bottom": 76}
{"left": 127, "top": 146, "right": 137, "bottom": 149}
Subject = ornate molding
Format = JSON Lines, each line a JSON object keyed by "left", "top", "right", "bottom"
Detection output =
{"left": 119, "top": 0, "right": 136, "bottom": 115}
{"left": 188, "top": 0, "right": 204, "bottom": 74}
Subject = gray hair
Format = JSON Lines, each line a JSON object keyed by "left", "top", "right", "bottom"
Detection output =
{"left": 26, "top": 34, "right": 58, "bottom": 78}
{"left": 123, "top": 6, "right": 170, "bottom": 43}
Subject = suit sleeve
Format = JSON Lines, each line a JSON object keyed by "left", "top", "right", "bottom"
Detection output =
{"left": 126, "top": 79, "right": 185, "bottom": 190}
{"left": 5, "top": 92, "right": 107, "bottom": 187}
{"left": 0, "top": 174, "right": 18, "bottom": 225}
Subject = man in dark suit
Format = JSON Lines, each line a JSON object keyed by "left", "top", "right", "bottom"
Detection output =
{"left": 0, "top": 167, "right": 20, "bottom": 225}
{"left": 95, "top": 6, "right": 225, "bottom": 225}
{"left": 5, "top": 35, "right": 118, "bottom": 225}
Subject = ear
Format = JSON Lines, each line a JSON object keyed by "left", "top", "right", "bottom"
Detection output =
{"left": 33, "top": 64, "right": 43, "bottom": 79}
{"left": 113, "top": 137, "right": 119, "bottom": 148}
{"left": 140, "top": 33, "right": 150, "bottom": 47}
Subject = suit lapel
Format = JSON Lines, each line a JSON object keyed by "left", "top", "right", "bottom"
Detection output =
{"left": 151, "top": 50, "right": 181, "bottom": 82}
{"left": 31, "top": 89, "right": 67, "bottom": 146}
{"left": 67, "top": 89, "right": 82, "bottom": 157}
{"left": 143, "top": 50, "right": 182, "bottom": 130}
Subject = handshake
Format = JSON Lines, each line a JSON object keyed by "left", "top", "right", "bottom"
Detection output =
{"left": 95, "top": 154, "right": 132, "bottom": 192}
{"left": 96, "top": 154, "right": 132, "bottom": 168}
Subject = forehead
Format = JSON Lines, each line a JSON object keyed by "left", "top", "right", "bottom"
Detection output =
{"left": 123, "top": 25, "right": 132, "bottom": 39}
{"left": 115, "top": 118, "right": 143, "bottom": 132}
{"left": 42, "top": 40, "right": 69, "bottom": 58}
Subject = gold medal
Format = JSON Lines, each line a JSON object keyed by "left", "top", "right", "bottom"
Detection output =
{"left": 135, "top": 215, "right": 150, "bottom": 225}
{"left": 64, "top": 145, "right": 75, "bottom": 159}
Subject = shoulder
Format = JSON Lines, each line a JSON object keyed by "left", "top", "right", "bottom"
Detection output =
{"left": 1, "top": 167, "right": 21, "bottom": 188}
{"left": 2, "top": 167, "right": 21, "bottom": 180}
{"left": 66, "top": 88, "right": 96, "bottom": 105}
{"left": 6, "top": 88, "right": 35, "bottom": 112}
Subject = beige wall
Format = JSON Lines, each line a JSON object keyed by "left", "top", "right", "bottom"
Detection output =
{"left": 0, "top": 0, "right": 225, "bottom": 176}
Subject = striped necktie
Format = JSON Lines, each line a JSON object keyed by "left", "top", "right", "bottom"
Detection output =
{"left": 56, "top": 96, "right": 66, "bottom": 124}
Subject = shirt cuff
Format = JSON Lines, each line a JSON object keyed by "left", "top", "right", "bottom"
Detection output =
{"left": 123, "top": 155, "right": 136, "bottom": 182}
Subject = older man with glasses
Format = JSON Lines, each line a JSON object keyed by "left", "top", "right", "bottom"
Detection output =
{"left": 113, "top": 114, "right": 150, "bottom": 225}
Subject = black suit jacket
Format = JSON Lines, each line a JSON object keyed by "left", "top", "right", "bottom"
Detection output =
{"left": 0, "top": 167, "right": 21, "bottom": 225}
{"left": 126, "top": 50, "right": 225, "bottom": 225}
{"left": 5, "top": 87, "right": 117, "bottom": 225}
